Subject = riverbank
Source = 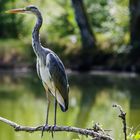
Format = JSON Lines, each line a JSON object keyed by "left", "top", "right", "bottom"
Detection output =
{"left": 0, "top": 39, "right": 140, "bottom": 73}
{"left": 0, "top": 67, "right": 138, "bottom": 79}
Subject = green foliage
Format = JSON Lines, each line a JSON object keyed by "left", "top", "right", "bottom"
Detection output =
{"left": 85, "top": 0, "right": 109, "bottom": 30}
{"left": 128, "top": 131, "right": 140, "bottom": 140}
{"left": 0, "top": 0, "right": 24, "bottom": 38}
{"left": 47, "top": 1, "right": 77, "bottom": 37}
{"left": 0, "top": 0, "right": 129, "bottom": 50}
{"left": 0, "top": 0, "right": 131, "bottom": 69}
{"left": 85, "top": 0, "right": 129, "bottom": 50}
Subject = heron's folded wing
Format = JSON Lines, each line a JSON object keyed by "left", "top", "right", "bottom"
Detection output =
{"left": 46, "top": 53, "right": 69, "bottom": 111}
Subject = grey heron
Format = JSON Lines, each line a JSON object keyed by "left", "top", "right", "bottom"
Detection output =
{"left": 6, "top": 5, "right": 69, "bottom": 136}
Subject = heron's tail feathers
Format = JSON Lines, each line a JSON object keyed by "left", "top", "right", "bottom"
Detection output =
{"left": 59, "top": 99, "right": 68, "bottom": 112}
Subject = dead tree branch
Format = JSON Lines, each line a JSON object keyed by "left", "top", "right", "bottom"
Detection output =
{"left": 0, "top": 116, "right": 113, "bottom": 140}
{"left": 113, "top": 104, "right": 127, "bottom": 140}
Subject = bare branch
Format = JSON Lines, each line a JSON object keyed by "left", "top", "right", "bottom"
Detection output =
{"left": 113, "top": 104, "right": 127, "bottom": 140}
{"left": 0, "top": 116, "right": 113, "bottom": 140}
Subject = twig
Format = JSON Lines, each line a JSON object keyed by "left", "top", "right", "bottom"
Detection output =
{"left": 112, "top": 104, "right": 127, "bottom": 140}
{"left": 0, "top": 116, "right": 113, "bottom": 140}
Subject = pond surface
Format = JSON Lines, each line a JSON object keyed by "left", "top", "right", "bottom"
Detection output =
{"left": 0, "top": 71, "right": 140, "bottom": 140}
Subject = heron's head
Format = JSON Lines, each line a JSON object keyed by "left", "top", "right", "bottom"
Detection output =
{"left": 6, "top": 5, "right": 39, "bottom": 15}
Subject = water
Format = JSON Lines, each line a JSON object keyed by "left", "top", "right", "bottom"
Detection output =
{"left": 0, "top": 71, "right": 140, "bottom": 140}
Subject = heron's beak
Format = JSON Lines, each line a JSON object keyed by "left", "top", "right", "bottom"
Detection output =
{"left": 6, "top": 8, "right": 26, "bottom": 14}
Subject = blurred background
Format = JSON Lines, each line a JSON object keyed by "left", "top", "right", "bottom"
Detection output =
{"left": 0, "top": 0, "right": 140, "bottom": 140}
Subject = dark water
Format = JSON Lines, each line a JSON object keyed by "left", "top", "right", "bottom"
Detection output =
{"left": 0, "top": 71, "right": 140, "bottom": 140}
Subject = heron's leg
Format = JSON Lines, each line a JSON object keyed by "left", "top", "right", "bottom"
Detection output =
{"left": 41, "top": 92, "right": 50, "bottom": 138}
{"left": 51, "top": 90, "right": 57, "bottom": 138}
{"left": 54, "top": 97, "right": 57, "bottom": 126}
{"left": 45, "top": 93, "right": 50, "bottom": 125}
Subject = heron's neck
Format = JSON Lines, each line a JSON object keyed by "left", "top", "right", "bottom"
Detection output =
{"left": 32, "top": 11, "right": 43, "bottom": 57}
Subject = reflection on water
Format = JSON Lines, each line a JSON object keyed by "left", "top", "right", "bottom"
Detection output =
{"left": 0, "top": 71, "right": 140, "bottom": 140}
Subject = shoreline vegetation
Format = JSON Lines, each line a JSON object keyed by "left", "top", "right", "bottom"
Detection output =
{"left": 0, "top": 53, "right": 140, "bottom": 74}
{"left": 0, "top": 38, "right": 140, "bottom": 73}
{"left": 0, "top": 66, "right": 138, "bottom": 78}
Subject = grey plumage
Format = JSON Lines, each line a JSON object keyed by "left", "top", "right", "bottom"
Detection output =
{"left": 28, "top": 5, "right": 69, "bottom": 111}
{"left": 47, "top": 53, "right": 69, "bottom": 111}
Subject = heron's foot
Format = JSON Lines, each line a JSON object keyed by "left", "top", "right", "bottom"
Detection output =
{"left": 41, "top": 124, "right": 49, "bottom": 138}
{"left": 50, "top": 125, "right": 56, "bottom": 138}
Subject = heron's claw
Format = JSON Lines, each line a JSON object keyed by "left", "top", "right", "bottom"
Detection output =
{"left": 51, "top": 125, "right": 56, "bottom": 138}
{"left": 41, "top": 124, "right": 56, "bottom": 138}
{"left": 41, "top": 124, "right": 49, "bottom": 138}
